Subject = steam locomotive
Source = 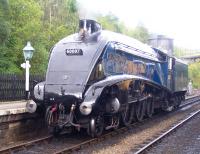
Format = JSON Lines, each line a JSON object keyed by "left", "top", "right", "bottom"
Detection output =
{"left": 27, "top": 19, "right": 188, "bottom": 137}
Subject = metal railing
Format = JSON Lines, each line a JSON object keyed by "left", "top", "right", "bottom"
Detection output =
{"left": 0, "top": 73, "right": 45, "bottom": 102}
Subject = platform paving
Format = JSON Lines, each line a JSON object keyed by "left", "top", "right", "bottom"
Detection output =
{"left": 0, "top": 100, "right": 27, "bottom": 116}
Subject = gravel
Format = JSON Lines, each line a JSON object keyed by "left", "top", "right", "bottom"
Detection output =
{"left": 147, "top": 112, "right": 200, "bottom": 154}
{"left": 1, "top": 97, "right": 199, "bottom": 154}
{"left": 75, "top": 103, "right": 200, "bottom": 154}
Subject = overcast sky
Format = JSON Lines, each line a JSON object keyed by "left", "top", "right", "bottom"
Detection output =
{"left": 77, "top": 0, "right": 200, "bottom": 49}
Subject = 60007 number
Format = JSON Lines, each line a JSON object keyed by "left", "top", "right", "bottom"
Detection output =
{"left": 65, "top": 49, "right": 83, "bottom": 56}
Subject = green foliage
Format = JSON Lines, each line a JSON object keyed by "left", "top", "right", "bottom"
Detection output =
{"left": 36, "top": 0, "right": 78, "bottom": 48}
{"left": 0, "top": 0, "right": 9, "bottom": 18}
{"left": 0, "top": 0, "right": 10, "bottom": 45}
{"left": 0, "top": 1, "right": 150, "bottom": 74}
{"left": 0, "top": 0, "right": 78, "bottom": 73}
{"left": 97, "top": 14, "right": 123, "bottom": 33}
{"left": 0, "top": 19, "right": 10, "bottom": 44}
{"left": 174, "top": 47, "right": 200, "bottom": 88}
{"left": 7, "top": 0, "right": 45, "bottom": 73}
{"left": 188, "top": 62, "right": 200, "bottom": 88}
{"left": 130, "top": 25, "right": 149, "bottom": 43}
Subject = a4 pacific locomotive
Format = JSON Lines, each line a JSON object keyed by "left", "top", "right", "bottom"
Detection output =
{"left": 27, "top": 19, "right": 188, "bottom": 137}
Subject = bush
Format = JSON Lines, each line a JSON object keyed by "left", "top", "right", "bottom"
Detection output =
{"left": 188, "top": 62, "right": 200, "bottom": 88}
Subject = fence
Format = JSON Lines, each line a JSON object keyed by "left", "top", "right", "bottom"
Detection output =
{"left": 0, "top": 73, "right": 45, "bottom": 102}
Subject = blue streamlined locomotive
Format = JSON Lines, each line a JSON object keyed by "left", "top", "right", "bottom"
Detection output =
{"left": 27, "top": 19, "right": 188, "bottom": 137}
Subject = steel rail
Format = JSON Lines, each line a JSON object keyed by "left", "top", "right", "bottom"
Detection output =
{"left": 0, "top": 135, "right": 52, "bottom": 153}
{"left": 180, "top": 95, "right": 200, "bottom": 108}
{"left": 53, "top": 95, "right": 200, "bottom": 154}
{"left": 1, "top": 95, "right": 199, "bottom": 154}
{"left": 134, "top": 109, "right": 200, "bottom": 154}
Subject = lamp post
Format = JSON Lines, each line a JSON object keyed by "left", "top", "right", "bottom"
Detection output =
{"left": 21, "top": 41, "right": 34, "bottom": 100}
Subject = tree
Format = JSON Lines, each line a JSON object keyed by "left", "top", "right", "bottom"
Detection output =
{"left": 36, "top": 0, "right": 78, "bottom": 49}
{"left": 128, "top": 24, "right": 149, "bottom": 43}
{"left": 0, "top": 0, "right": 10, "bottom": 44}
{"left": 0, "top": 0, "right": 11, "bottom": 72}
{"left": 188, "top": 62, "right": 200, "bottom": 88}
{"left": 97, "top": 13, "right": 124, "bottom": 33}
{"left": 0, "top": 0, "right": 9, "bottom": 17}
{"left": 0, "top": 19, "right": 10, "bottom": 45}
{"left": 1, "top": 0, "right": 48, "bottom": 73}
{"left": 0, "top": 0, "right": 79, "bottom": 73}
{"left": 0, "top": 0, "right": 150, "bottom": 74}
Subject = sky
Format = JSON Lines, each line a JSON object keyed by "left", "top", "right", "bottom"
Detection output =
{"left": 77, "top": 0, "right": 200, "bottom": 49}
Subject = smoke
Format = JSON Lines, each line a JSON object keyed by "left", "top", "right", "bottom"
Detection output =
{"left": 76, "top": 0, "right": 98, "bottom": 20}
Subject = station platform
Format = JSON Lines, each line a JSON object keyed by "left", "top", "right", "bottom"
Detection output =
{"left": 0, "top": 100, "right": 39, "bottom": 124}
{"left": 0, "top": 100, "right": 27, "bottom": 116}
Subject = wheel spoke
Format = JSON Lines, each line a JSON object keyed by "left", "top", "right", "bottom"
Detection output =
{"left": 122, "top": 103, "right": 134, "bottom": 126}
{"left": 135, "top": 100, "right": 145, "bottom": 122}
{"left": 146, "top": 99, "right": 154, "bottom": 118}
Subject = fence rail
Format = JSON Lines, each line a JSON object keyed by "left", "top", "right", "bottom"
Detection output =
{"left": 0, "top": 73, "right": 45, "bottom": 102}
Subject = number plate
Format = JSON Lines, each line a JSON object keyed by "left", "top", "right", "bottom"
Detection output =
{"left": 65, "top": 49, "right": 83, "bottom": 56}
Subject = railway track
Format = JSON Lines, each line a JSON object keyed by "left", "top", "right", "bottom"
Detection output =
{"left": 0, "top": 135, "right": 53, "bottom": 154}
{"left": 0, "top": 95, "right": 200, "bottom": 154}
{"left": 133, "top": 109, "right": 200, "bottom": 154}
{"left": 181, "top": 95, "right": 200, "bottom": 107}
{"left": 55, "top": 95, "right": 200, "bottom": 154}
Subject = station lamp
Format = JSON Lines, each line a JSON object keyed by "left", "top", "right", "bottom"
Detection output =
{"left": 21, "top": 41, "right": 35, "bottom": 99}
{"left": 23, "top": 41, "right": 34, "bottom": 61}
